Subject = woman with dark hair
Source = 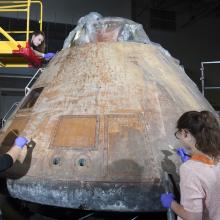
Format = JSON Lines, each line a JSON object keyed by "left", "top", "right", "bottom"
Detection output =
{"left": 30, "top": 31, "right": 55, "bottom": 61}
{"left": 161, "top": 110, "right": 220, "bottom": 220}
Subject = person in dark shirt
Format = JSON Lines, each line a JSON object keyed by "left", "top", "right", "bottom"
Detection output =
{"left": 0, "top": 136, "right": 28, "bottom": 172}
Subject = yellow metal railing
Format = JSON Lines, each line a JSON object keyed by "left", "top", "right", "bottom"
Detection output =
{"left": 0, "top": 26, "right": 19, "bottom": 47}
{"left": 0, "top": 0, "right": 43, "bottom": 67}
{"left": 0, "top": 0, "right": 43, "bottom": 41}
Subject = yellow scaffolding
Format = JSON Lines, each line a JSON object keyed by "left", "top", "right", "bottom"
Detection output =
{"left": 0, "top": 0, "right": 43, "bottom": 67}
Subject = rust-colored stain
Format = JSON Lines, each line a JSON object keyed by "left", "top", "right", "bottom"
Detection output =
{"left": 51, "top": 116, "right": 97, "bottom": 148}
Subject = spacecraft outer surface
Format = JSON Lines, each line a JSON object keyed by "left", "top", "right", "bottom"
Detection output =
{"left": 0, "top": 42, "right": 215, "bottom": 212}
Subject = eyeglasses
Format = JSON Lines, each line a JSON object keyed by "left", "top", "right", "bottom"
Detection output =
{"left": 174, "top": 130, "right": 182, "bottom": 139}
{"left": 174, "top": 129, "right": 190, "bottom": 139}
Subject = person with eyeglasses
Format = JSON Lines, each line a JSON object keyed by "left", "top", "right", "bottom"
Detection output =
{"left": 160, "top": 111, "right": 220, "bottom": 220}
{"left": 0, "top": 136, "right": 28, "bottom": 172}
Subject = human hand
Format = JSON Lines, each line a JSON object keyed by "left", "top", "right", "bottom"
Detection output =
{"left": 160, "top": 193, "right": 174, "bottom": 209}
{"left": 43, "top": 52, "right": 55, "bottom": 60}
{"left": 15, "top": 136, "right": 28, "bottom": 149}
{"left": 176, "top": 147, "right": 190, "bottom": 163}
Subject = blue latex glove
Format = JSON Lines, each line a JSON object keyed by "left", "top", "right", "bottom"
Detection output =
{"left": 15, "top": 136, "right": 28, "bottom": 149}
{"left": 160, "top": 193, "right": 174, "bottom": 208}
{"left": 43, "top": 52, "right": 55, "bottom": 60}
{"left": 176, "top": 147, "right": 190, "bottom": 163}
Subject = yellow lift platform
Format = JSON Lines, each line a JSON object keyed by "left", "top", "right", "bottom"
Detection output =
{"left": 0, "top": 0, "right": 43, "bottom": 67}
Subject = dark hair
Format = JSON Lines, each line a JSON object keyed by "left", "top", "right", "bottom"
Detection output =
{"left": 177, "top": 111, "right": 220, "bottom": 160}
{"left": 30, "top": 30, "right": 46, "bottom": 53}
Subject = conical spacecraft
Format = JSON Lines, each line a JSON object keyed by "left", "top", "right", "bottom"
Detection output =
{"left": 0, "top": 14, "right": 216, "bottom": 212}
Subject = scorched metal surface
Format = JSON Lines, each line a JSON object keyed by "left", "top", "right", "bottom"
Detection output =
{"left": 0, "top": 42, "right": 215, "bottom": 212}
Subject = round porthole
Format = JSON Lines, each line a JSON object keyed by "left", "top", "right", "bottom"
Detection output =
{"left": 52, "top": 157, "right": 61, "bottom": 166}
{"left": 75, "top": 155, "right": 90, "bottom": 169}
{"left": 78, "top": 158, "right": 86, "bottom": 167}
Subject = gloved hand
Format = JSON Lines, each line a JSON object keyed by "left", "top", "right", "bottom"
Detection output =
{"left": 160, "top": 193, "right": 174, "bottom": 209}
{"left": 43, "top": 52, "right": 55, "bottom": 60}
{"left": 176, "top": 147, "right": 190, "bottom": 163}
{"left": 15, "top": 136, "right": 28, "bottom": 149}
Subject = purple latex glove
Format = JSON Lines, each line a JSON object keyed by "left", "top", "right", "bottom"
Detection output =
{"left": 176, "top": 147, "right": 190, "bottom": 163}
{"left": 160, "top": 193, "right": 174, "bottom": 208}
{"left": 15, "top": 136, "right": 28, "bottom": 149}
{"left": 43, "top": 52, "right": 55, "bottom": 60}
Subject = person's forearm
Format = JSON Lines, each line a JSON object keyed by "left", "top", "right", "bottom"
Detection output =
{"left": 171, "top": 201, "right": 189, "bottom": 219}
{"left": 6, "top": 145, "right": 22, "bottom": 163}
{"left": 171, "top": 201, "right": 202, "bottom": 220}
{"left": 32, "top": 49, "right": 44, "bottom": 58}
